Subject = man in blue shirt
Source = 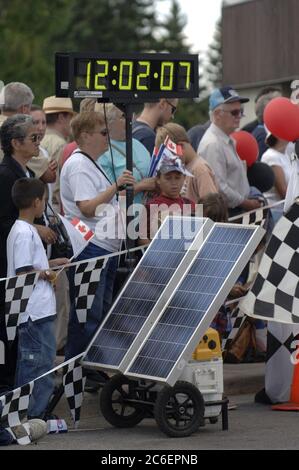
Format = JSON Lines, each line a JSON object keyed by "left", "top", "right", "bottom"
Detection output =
{"left": 132, "top": 98, "right": 178, "bottom": 155}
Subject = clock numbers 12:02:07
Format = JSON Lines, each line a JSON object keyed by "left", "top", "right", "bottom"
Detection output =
{"left": 84, "top": 60, "right": 191, "bottom": 91}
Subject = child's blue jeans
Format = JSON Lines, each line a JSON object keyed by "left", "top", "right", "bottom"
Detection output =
{"left": 65, "top": 243, "right": 118, "bottom": 360}
{"left": 15, "top": 316, "right": 56, "bottom": 418}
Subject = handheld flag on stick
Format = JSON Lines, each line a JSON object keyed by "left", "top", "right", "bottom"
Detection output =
{"left": 5, "top": 272, "right": 39, "bottom": 342}
{"left": 63, "top": 357, "right": 86, "bottom": 427}
{"left": 58, "top": 215, "right": 94, "bottom": 258}
{"left": 148, "top": 143, "right": 166, "bottom": 177}
{"left": 148, "top": 137, "right": 183, "bottom": 177}
{"left": 74, "top": 257, "right": 108, "bottom": 324}
{"left": 71, "top": 218, "right": 94, "bottom": 241}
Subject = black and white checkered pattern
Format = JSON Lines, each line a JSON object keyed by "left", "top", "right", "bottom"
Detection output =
{"left": 240, "top": 201, "right": 299, "bottom": 323}
{"left": 229, "top": 206, "right": 269, "bottom": 227}
{"left": 222, "top": 305, "right": 246, "bottom": 351}
{"left": 0, "top": 382, "right": 34, "bottom": 445}
{"left": 63, "top": 358, "right": 86, "bottom": 427}
{"left": 74, "top": 257, "right": 108, "bottom": 323}
{"left": 5, "top": 272, "right": 39, "bottom": 342}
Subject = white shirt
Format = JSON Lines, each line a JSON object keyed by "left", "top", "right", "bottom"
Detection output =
{"left": 284, "top": 142, "right": 299, "bottom": 212}
{"left": 198, "top": 123, "right": 250, "bottom": 208}
{"left": 60, "top": 151, "right": 122, "bottom": 252}
{"left": 6, "top": 220, "right": 56, "bottom": 324}
{"left": 261, "top": 148, "right": 293, "bottom": 206}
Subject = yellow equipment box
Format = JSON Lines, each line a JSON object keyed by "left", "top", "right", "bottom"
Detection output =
{"left": 192, "top": 328, "right": 222, "bottom": 361}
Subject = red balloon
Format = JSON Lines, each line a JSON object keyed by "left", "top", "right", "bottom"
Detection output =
{"left": 231, "top": 130, "right": 259, "bottom": 167}
{"left": 264, "top": 97, "right": 299, "bottom": 142}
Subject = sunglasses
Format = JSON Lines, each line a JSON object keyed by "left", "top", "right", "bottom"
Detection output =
{"left": 28, "top": 133, "right": 42, "bottom": 143}
{"left": 221, "top": 108, "right": 244, "bottom": 118}
{"left": 165, "top": 100, "right": 177, "bottom": 115}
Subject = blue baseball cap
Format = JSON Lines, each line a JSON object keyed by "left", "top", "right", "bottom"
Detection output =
{"left": 209, "top": 86, "right": 249, "bottom": 111}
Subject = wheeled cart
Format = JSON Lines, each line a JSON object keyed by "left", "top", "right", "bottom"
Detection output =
{"left": 99, "top": 328, "right": 229, "bottom": 437}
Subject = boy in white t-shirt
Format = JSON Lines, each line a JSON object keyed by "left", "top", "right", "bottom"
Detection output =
{"left": 7, "top": 178, "right": 68, "bottom": 419}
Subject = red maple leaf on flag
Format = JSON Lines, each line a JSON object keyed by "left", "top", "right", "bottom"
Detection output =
{"left": 78, "top": 224, "right": 87, "bottom": 233}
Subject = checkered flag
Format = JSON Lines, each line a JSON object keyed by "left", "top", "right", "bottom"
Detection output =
{"left": 240, "top": 201, "right": 299, "bottom": 323}
{"left": 229, "top": 206, "right": 269, "bottom": 227}
{"left": 222, "top": 305, "right": 246, "bottom": 351}
{"left": 5, "top": 272, "right": 39, "bottom": 342}
{"left": 0, "top": 382, "right": 34, "bottom": 445}
{"left": 63, "top": 358, "right": 86, "bottom": 427}
{"left": 74, "top": 257, "right": 108, "bottom": 323}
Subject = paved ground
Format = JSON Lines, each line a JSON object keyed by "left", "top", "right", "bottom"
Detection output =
{"left": 223, "top": 362, "right": 265, "bottom": 395}
{"left": 6, "top": 392, "right": 299, "bottom": 451}
{"left": 9, "top": 362, "right": 298, "bottom": 451}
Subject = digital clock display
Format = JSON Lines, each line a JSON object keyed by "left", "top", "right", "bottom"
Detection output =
{"left": 56, "top": 52, "right": 199, "bottom": 101}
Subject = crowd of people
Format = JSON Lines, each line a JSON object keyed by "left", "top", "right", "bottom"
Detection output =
{"left": 0, "top": 80, "right": 293, "bottom": 445}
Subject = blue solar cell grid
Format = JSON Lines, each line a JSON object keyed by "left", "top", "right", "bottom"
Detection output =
{"left": 127, "top": 225, "right": 255, "bottom": 381}
{"left": 83, "top": 217, "right": 204, "bottom": 368}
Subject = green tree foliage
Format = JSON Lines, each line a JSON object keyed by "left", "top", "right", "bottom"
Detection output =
{"left": 0, "top": 0, "right": 208, "bottom": 127}
{"left": 156, "top": 0, "right": 208, "bottom": 129}
{"left": 158, "top": 0, "right": 189, "bottom": 53}
{"left": 0, "top": 0, "right": 161, "bottom": 103}
{"left": 174, "top": 58, "right": 209, "bottom": 130}
{"left": 174, "top": 97, "right": 209, "bottom": 131}
{"left": 66, "top": 0, "right": 160, "bottom": 53}
{"left": 205, "top": 19, "right": 223, "bottom": 88}
{"left": 0, "top": 0, "right": 71, "bottom": 104}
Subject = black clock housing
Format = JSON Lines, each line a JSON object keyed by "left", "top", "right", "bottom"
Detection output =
{"left": 55, "top": 52, "right": 199, "bottom": 102}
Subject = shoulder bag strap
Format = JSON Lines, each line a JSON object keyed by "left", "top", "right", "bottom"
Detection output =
{"left": 110, "top": 142, "right": 145, "bottom": 180}
{"left": 73, "top": 150, "right": 113, "bottom": 185}
{"left": 72, "top": 150, "right": 119, "bottom": 200}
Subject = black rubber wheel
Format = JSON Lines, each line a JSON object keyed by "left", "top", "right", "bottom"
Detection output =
{"left": 154, "top": 381, "right": 205, "bottom": 437}
{"left": 100, "top": 373, "right": 146, "bottom": 428}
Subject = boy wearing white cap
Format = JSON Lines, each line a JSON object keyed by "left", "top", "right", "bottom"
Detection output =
{"left": 139, "top": 156, "right": 195, "bottom": 244}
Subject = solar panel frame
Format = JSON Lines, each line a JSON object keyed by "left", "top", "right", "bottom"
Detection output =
{"left": 124, "top": 222, "right": 265, "bottom": 385}
{"left": 82, "top": 216, "right": 213, "bottom": 372}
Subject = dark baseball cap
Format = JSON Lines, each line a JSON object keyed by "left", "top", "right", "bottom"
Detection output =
{"left": 209, "top": 86, "right": 249, "bottom": 111}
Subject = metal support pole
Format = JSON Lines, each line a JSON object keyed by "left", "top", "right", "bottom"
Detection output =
{"left": 124, "top": 104, "right": 135, "bottom": 253}
{"left": 115, "top": 102, "right": 137, "bottom": 272}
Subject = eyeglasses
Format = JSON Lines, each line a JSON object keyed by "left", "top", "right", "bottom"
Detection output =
{"left": 165, "top": 100, "right": 177, "bottom": 115}
{"left": 28, "top": 133, "right": 42, "bottom": 143}
{"left": 221, "top": 108, "right": 244, "bottom": 118}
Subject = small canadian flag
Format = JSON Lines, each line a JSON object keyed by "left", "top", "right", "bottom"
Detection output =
{"left": 164, "top": 137, "right": 183, "bottom": 157}
{"left": 71, "top": 218, "right": 94, "bottom": 241}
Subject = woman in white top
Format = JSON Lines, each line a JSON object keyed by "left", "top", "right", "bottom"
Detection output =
{"left": 60, "top": 111, "right": 135, "bottom": 359}
{"left": 261, "top": 132, "right": 292, "bottom": 223}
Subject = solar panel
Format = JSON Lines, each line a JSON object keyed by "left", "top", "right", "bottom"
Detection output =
{"left": 83, "top": 216, "right": 209, "bottom": 372}
{"left": 125, "top": 223, "right": 264, "bottom": 385}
